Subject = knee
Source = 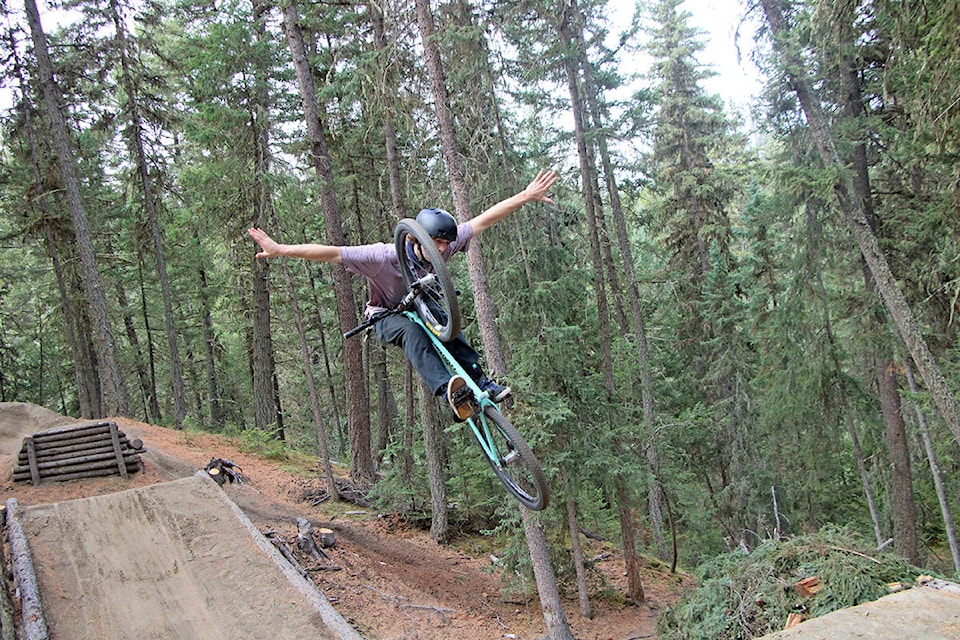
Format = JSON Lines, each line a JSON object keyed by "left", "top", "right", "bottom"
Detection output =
{"left": 378, "top": 317, "right": 428, "bottom": 348}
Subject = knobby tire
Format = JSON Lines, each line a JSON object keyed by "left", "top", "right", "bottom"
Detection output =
{"left": 393, "top": 219, "right": 460, "bottom": 342}
{"left": 478, "top": 405, "right": 549, "bottom": 511}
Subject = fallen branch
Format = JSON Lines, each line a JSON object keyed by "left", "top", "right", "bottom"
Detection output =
{"left": 399, "top": 603, "right": 454, "bottom": 623}
{"left": 266, "top": 531, "right": 309, "bottom": 579}
{"left": 824, "top": 545, "right": 883, "bottom": 564}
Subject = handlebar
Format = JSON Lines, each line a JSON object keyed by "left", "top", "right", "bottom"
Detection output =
{"left": 342, "top": 273, "right": 437, "bottom": 340}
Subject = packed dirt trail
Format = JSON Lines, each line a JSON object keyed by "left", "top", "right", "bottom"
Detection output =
{"left": 0, "top": 402, "right": 674, "bottom": 640}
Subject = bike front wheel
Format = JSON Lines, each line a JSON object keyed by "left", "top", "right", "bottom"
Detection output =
{"left": 477, "top": 405, "right": 549, "bottom": 511}
{"left": 394, "top": 218, "right": 460, "bottom": 342}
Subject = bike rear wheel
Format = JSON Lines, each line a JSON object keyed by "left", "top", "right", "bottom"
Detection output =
{"left": 394, "top": 218, "right": 460, "bottom": 342}
{"left": 477, "top": 405, "right": 549, "bottom": 511}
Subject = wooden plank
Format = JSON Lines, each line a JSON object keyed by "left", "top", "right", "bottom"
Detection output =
{"left": 15, "top": 466, "right": 139, "bottom": 483}
{"left": 25, "top": 437, "right": 41, "bottom": 486}
{"left": 27, "top": 429, "right": 116, "bottom": 450}
{"left": 110, "top": 422, "right": 129, "bottom": 479}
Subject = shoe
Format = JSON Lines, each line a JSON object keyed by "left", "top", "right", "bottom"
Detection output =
{"left": 478, "top": 376, "right": 511, "bottom": 402}
{"left": 447, "top": 375, "right": 474, "bottom": 421}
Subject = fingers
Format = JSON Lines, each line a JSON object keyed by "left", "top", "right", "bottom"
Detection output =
{"left": 248, "top": 228, "right": 275, "bottom": 258}
{"left": 529, "top": 169, "right": 558, "bottom": 203}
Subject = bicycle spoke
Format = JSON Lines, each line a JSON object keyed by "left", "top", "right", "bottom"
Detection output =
{"left": 475, "top": 405, "right": 549, "bottom": 511}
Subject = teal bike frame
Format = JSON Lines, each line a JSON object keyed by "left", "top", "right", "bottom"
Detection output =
{"left": 402, "top": 308, "right": 548, "bottom": 510}
{"left": 403, "top": 309, "right": 503, "bottom": 463}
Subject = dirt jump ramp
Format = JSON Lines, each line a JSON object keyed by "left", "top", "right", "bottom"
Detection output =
{"left": 8, "top": 472, "right": 364, "bottom": 640}
{"left": 758, "top": 578, "right": 960, "bottom": 640}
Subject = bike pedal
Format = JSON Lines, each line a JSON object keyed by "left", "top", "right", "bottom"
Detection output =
{"left": 447, "top": 376, "right": 474, "bottom": 421}
{"left": 502, "top": 450, "right": 520, "bottom": 465}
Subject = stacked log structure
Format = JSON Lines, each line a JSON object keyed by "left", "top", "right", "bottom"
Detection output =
{"left": 13, "top": 421, "right": 145, "bottom": 485}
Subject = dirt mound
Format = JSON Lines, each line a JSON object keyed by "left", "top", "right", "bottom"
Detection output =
{"left": 15, "top": 475, "right": 357, "bottom": 640}
{"left": 758, "top": 580, "right": 960, "bottom": 640}
{"left": 0, "top": 403, "right": 674, "bottom": 640}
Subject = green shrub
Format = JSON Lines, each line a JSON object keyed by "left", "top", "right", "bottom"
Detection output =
{"left": 656, "top": 525, "right": 935, "bottom": 640}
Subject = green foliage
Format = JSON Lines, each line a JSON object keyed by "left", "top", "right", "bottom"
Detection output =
{"left": 3, "top": 0, "right": 960, "bottom": 608}
{"left": 657, "top": 526, "right": 934, "bottom": 640}
{"left": 227, "top": 425, "right": 293, "bottom": 461}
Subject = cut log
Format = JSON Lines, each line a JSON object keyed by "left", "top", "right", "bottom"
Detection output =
{"left": 14, "top": 449, "right": 145, "bottom": 473}
{"left": 317, "top": 527, "right": 336, "bottom": 549}
{"left": 297, "top": 518, "right": 331, "bottom": 561}
{"left": 204, "top": 458, "right": 245, "bottom": 485}
{"left": 793, "top": 576, "right": 823, "bottom": 597}
{"left": 27, "top": 430, "right": 119, "bottom": 449}
{"left": 109, "top": 422, "right": 128, "bottom": 479}
{"left": 25, "top": 437, "right": 41, "bottom": 486}
{"left": 30, "top": 421, "right": 114, "bottom": 440}
{"left": 785, "top": 612, "right": 804, "bottom": 629}
{"left": 18, "top": 443, "right": 145, "bottom": 465}
{"left": 14, "top": 421, "right": 145, "bottom": 485}
{"left": 5, "top": 499, "right": 49, "bottom": 640}
{"left": 13, "top": 460, "right": 142, "bottom": 482}
{"left": 14, "top": 464, "right": 142, "bottom": 482}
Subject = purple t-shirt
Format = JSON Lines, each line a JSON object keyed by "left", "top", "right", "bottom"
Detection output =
{"left": 340, "top": 222, "right": 474, "bottom": 316}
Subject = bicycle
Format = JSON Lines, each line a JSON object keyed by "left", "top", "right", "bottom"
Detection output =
{"left": 344, "top": 218, "right": 550, "bottom": 511}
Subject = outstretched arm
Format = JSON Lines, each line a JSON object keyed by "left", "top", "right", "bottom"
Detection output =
{"left": 469, "top": 170, "right": 559, "bottom": 235}
{"left": 248, "top": 228, "right": 343, "bottom": 263}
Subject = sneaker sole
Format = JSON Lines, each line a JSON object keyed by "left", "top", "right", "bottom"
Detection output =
{"left": 447, "top": 376, "right": 474, "bottom": 420}
{"left": 490, "top": 387, "right": 512, "bottom": 402}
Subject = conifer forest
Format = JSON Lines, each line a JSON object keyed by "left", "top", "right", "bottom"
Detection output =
{"left": 2, "top": 0, "right": 960, "bottom": 627}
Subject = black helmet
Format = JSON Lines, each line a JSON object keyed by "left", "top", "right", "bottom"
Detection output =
{"left": 416, "top": 208, "right": 458, "bottom": 242}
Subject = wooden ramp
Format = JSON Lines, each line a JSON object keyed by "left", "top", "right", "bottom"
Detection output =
{"left": 8, "top": 474, "right": 363, "bottom": 640}
{"left": 13, "top": 421, "right": 144, "bottom": 485}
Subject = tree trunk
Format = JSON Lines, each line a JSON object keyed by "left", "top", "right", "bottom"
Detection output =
{"left": 369, "top": 0, "right": 403, "bottom": 473}
{"left": 420, "top": 379, "right": 448, "bottom": 543}
{"left": 8, "top": 44, "right": 97, "bottom": 419}
{"left": 571, "top": 0, "right": 667, "bottom": 557}
{"left": 760, "top": 0, "right": 960, "bottom": 449}
{"left": 521, "top": 507, "right": 576, "bottom": 640}
{"left": 833, "top": 7, "right": 918, "bottom": 561}
{"left": 197, "top": 260, "right": 224, "bottom": 429}
{"left": 374, "top": 343, "right": 398, "bottom": 468}
{"left": 368, "top": 1, "right": 406, "bottom": 223}
{"left": 250, "top": 0, "right": 283, "bottom": 436}
{"left": 877, "top": 362, "right": 919, "bottom": 564}
{"left": 559, "top": 0, "right": 644, "bottom": 602}
{"left": 811, "top": 212, "right": 885, "bottom": 545}
{"left": 565, "top": 495, "right": 593, "bottom": 619}
{"left": 272, "top": 217, "right": 339, "bottom": 501}
{"left": 46, "top": 225, "right": 96, "bottom": 419}
{"left": 109, "top": 0, "right": 186, "bottom": 428}
{"left": 113, "top": 259, "right": 156, "bottom": 423}
{"left": 307, "top": 264, "right": 346, "bottom": 457}
{"left": 905, "top": 359, "right": 960, "bottom": 574}
{"left": 402, "top": 363, "right": 416, "bottom": 487}
{"left": 413, "top": 0, "right": 571, "bottom": 632}
{"left": 413, "top": 0, "right": 507, "bottom": 378}
{"left": 282, "top": 1, "right": 374, "bottom": 483}
{"left": 25, "top": 0, "right": 129, "bottom": 417}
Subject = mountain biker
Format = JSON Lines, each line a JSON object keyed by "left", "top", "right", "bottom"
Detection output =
{"left": 248, "top": 170, "right": 558, "bottom": 419}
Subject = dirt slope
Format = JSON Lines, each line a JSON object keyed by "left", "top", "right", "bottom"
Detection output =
{"left": 758, "top": 580, "right": 960, "bottom": 640}
{"left": 0, "top": 403, "right": 674, "bottom": 640}
{"left": 15, "top": 475, "right": 354, "bottom": 640}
